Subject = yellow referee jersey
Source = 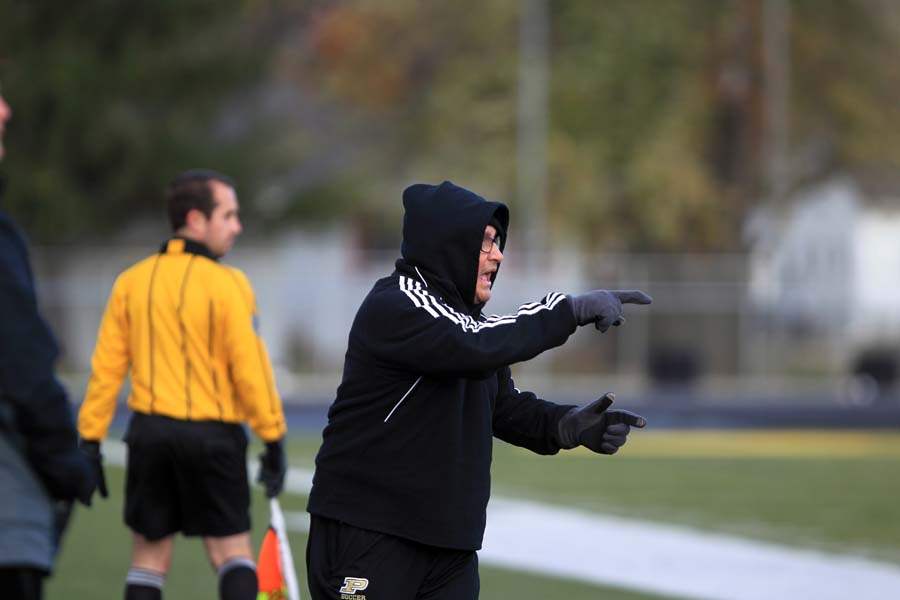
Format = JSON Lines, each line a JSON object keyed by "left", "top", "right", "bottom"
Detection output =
{"left": 78, "top": 238, "right": 287, "bottom": 442}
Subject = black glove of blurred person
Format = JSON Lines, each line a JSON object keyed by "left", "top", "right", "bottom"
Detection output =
{"left": 52, "top": 499, "right": 74, "bottom": 556}
{"left": 78, "top": 440, "right": 108, "bottom": 505}
{"left": 556, "top": 393, "right": 647, "bottom": 454}
{"left": 568, "top": 290, "right": 652, "bottom": 332}
{"left": 258, "top": 439, "right": 287, "bottom": 498}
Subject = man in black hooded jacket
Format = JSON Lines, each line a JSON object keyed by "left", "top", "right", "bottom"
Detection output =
{"left": 306, "top": 181, "right": 652, "bottom": 599}
{"left": 0, "top": 86, "right": 96, "bottom": 600}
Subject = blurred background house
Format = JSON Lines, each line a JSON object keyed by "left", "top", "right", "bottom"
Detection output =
{"left": 748, "top": 175, "right": 900, "bottom": 403}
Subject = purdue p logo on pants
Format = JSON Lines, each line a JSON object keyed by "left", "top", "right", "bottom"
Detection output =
{"left": 340, "top": 576, "right": 369, "bottom": 595}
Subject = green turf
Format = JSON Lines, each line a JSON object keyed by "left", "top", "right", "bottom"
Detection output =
{"left": 47, "top": 463, "right": 675, "bottom": 599}
{"left": 486, "top": 438, "right": 900, "bottom": 564}
{"left": 283, "top": 433, "right": 900, "bottom": 563}
{"left": 478, "top": 565, "right": 674, "bottom": 600}
{"left": 46, "top": 431, "right": 900, "bottom": 598}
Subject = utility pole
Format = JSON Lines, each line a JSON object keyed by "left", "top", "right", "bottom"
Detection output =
{"left": 742, "top": 0, "right": 791, "bottom": 379}
{"left": 517, "top": 0, "right": 549, "bottom": 275}
{"left": 763, "top": 0, "right": 791, "bottom": 201}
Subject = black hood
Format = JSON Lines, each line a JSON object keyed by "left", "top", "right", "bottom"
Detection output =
{"left": 399, "top": 181, "right": 509, "bottom": 312}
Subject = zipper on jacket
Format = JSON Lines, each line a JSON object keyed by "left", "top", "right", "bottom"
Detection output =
{"left": 384, "top": 376, "right": 422, "bottom": 423}
{"left": 414, "top": 266, "right": 428, "bottom": 287}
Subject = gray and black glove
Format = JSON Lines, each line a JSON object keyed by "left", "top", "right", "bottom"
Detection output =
{"left": 78, "top": 440, "right": 108, "bottom": 505}
{"left": 568, "top": 290, "right": 652, "bottom": 332}
{"left": 556, "top": 393, "right": 646, "bottom": 454}
{"left": 258, "top": 439, "right": 287, "bottom": 498}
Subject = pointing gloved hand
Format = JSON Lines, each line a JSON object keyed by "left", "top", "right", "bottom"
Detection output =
{"left": 258, "top": 439, "right": 287, "bottom": 498}
{"left": 78, "top": 440, "right": 109, "bottom": 505}
{"left": 555, "top": 393, "right": 646, "bottom": 454}
{"left": 568, "top": 290, "right": 652, "bottom": 332}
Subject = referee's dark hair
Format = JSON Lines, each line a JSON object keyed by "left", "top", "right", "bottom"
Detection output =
{"left": 166, "top": 169, "right": 236, "bottom": 232}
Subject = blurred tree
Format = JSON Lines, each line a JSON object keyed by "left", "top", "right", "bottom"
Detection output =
{"left": 549, "top": 0, "right": 731, "bottom": 251}
{"left": 272, "top": 0, "right": 900, "bottom": 252}
{"left": 551, "top": 0, "right": 900, "bottom": 251}
{"left": 260, "top": 0, "right": 521, "bottom": 249}
{"left": 0, "top": 0, "right": 276, "bottom": 242}
{"left": 789, "top": 0, "right": 900, "bottom": 171}
{"left": 1, "top": 0, "right": 898, "bottom": 250}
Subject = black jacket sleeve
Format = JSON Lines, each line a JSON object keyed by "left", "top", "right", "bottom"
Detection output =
{"left": 491, "top": 366, "right": 575, "bottom": 455}
{"left": 0, "top": 221, "right": 91, "bottom": 501}
{"left": 356, "top": 277, "right": 577, "bottom": 379}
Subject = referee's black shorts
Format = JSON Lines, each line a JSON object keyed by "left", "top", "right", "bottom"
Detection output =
{"left": 123, "top": 412, "right": 250, "bottom": 541}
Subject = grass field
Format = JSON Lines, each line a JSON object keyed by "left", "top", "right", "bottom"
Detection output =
{"left": 46, "top": 429, "right": 900, "bottom": 599}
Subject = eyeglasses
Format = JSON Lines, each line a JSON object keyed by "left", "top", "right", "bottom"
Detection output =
{"left": 481, "top": 234, "right": 502, "bottom": 253}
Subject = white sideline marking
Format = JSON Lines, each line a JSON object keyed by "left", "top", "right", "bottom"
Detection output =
{"left": 105, "top": 441, "right": 900, "bottom": 599}
{"left": 481, "top": 497, "right": 900, "bottom": 600}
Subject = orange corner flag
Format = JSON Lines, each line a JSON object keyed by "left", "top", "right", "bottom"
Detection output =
{"left": 258, "top": 497, "right": 301, "bottom": 600}
{"left": 257, "top": 526, "right": 287, "bottom": 600}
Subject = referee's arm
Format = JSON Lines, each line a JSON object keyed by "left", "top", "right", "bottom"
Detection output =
{"left": 223, "top": 271, "right": 286, "bottom": 442}
{"left": 79, "top": 276, "right": 131, "bottom": 441}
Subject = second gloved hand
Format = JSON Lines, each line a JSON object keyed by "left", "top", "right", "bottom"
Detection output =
{"left": 258, "top": 439, "right": 287, "bottom": 498}
{"left": 556, "top": 393, "right": 647, "bottom": 454}
{"left": 78, "top": 440, "right": 108, "bottom": 505}
{"left": 568, "top": 290, "right": 652, "bottom": 332}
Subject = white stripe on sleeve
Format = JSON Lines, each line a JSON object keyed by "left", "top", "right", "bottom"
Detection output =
{"left": 396, "top": 276, "right": 568, "bottom": 334}
{"left": 400, "top": 276, "right": 438, "bottom": 317}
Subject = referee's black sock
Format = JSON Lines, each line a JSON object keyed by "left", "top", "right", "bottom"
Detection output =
{"left": 218, "top": 557, "right": 257, "bottom": 600}
{"left": 124, "top": 567, "right": 164, "bottom": 600}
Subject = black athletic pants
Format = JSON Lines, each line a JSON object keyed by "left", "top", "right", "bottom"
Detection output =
{"left": 0, "top": 567, "right": 45, "bottom": 600}
{"left": 306, "top": 516, "right": 479, "bottom": 600}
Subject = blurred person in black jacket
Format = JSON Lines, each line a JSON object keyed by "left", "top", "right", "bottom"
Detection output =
{"left": 0, "top": 86, "right": 97, "bottom": 600}
{"left": 306, "top": 181, "right": 652, "bottom": 599}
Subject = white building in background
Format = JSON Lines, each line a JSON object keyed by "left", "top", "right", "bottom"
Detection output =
{"left": 747, "top": 175, "right": 900, "bottom": 351}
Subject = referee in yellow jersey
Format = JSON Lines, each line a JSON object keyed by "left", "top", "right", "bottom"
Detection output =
{"left": 77, "top": 170, "right": 287, "bottom": 600}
